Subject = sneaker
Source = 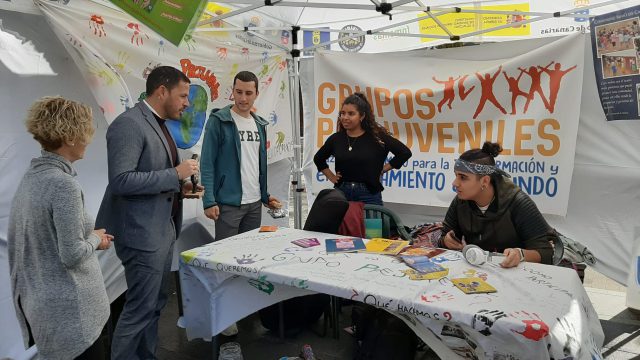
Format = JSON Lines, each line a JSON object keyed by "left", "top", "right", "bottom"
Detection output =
{"left": 218, "top": 341, "right": 243, "bottom": 360}
{"left": 221, "top": 322, "right": 239, "bottom": 336}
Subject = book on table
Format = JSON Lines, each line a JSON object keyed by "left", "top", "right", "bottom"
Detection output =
{"left": 365, "top": 238, "right": 410, "bottom": 255}
{"left": 399, "top": 245, "right": 446, "bottom": 258}
{"left": 291, "top": 238, "right": 321, "bottom": 248}
{"left": 325, "top": 237, "right": 366, "bottom": 253}
{"left": 451, "top": 277, "right": 497, "bottom": 294}
{"left": 259, "top": 225, "right": 278, "bottom": 232}
{"left": 400, "top": 255, "right": 448, "bottom": 274}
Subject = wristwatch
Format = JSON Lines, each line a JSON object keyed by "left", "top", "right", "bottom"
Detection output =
{"left": 518, "top": 248, "right": 526, "bottom": 262}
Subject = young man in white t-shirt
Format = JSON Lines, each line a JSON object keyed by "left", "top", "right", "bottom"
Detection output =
{"left": 200, "top": 71, "right": 281, "bottom": 243}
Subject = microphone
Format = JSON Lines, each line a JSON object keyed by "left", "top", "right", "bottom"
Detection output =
{"left": 190, "top": 154, "right": 199, "bottom": 193}
{"left": 462, "top": 244, "right": 505, "bottom": 266}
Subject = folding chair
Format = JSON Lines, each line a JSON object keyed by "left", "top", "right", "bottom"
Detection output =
{"left": 363, "top": 204, "right": 412, "bottom": 241}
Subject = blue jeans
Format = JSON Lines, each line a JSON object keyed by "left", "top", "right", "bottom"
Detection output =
{"left": 336, "top": 182, "right": 383, "bottom": 205}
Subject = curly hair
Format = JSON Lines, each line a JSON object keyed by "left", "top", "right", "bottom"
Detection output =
{"left": 337, "top": 92, "right": 389, "bottom": 147}
{"left": 25, "top": 96, "right": 95, "bottom": 151}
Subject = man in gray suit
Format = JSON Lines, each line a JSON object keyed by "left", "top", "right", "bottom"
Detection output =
{"left": 96, "top": 66, "right": 200, "bottom": 360}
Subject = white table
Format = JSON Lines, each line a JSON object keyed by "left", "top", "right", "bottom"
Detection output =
{"left": 179, "top": 227, "right": 604, "bottom": 360}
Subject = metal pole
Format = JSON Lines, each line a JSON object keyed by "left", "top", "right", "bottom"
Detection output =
{"left": 285, "top": 27, "right": 304, "bottom": 230}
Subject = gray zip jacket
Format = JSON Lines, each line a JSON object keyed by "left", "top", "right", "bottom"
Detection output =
{"left": 8, "top": 150, "right": 109, "bottom": 359}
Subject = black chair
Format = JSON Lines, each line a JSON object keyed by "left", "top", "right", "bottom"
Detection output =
{"left": 304, "top": 188, "right": 350, "bottom": 233}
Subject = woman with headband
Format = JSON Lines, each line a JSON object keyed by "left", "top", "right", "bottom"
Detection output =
{"left": 314, "top": 93, "right": 412, "bottom": 205}
{"left": 440, "top": 141, "right": 556, "bottom": 268}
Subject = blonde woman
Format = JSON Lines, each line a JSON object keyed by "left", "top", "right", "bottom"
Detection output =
{"left": 8, "top": 97, "right": 112, "bottom": 360}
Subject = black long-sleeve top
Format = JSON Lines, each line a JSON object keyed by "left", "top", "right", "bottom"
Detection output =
{"left": 313, "top": 131, "right": 412, "bottom": 193}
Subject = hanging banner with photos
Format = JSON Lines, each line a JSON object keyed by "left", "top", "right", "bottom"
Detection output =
{"left": 590, "top": 5, "right": 640, "bottom": 121}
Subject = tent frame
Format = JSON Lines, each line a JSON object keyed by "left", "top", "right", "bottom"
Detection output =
{"left": 197, "top": 0, "right": 632, "bottom": 229}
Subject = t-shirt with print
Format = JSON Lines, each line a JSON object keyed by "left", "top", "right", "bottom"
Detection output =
{"left": 231, "top": 108, "right": 261, "bottom": 204}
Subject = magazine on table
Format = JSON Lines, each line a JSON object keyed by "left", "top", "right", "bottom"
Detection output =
{"left": 325, "top": 238, "right": 366, "bottom": 253}
{"left": 365, "top": 238, "right": 410, "bottom": 255}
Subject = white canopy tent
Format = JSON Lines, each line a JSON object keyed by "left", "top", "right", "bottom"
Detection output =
{"left": 1, "top": 0, "right": 640, "bottom": 358}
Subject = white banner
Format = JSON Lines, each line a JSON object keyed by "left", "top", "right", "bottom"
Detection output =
{"left": 36, "top": 0, "right": 294, "bottom": 163}
{"left": 309, "top": 34, "right": 584, "bottom": 216}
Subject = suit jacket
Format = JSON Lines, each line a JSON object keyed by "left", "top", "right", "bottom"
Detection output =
{"left": 96, "top": 102, "right": 183, "bottom": 251}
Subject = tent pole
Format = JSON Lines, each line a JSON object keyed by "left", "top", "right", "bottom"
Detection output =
{"left": 288, "top": 26, "right": 304, "bottom": 230}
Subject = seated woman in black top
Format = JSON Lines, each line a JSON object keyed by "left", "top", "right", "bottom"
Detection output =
{"left": 314, "top": 93, "right": 412, "bottom": 205}
{"left": 441, "top": 142, "right": 556, "bottom": 268}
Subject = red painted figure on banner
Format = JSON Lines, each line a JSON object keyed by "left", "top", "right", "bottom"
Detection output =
{"left": 519, "top": 65, "right": 550, "bottom": 114}
{"left": 458, "top": 74, "right": 475, "bottom": 101}
{"left": 538, "top": 62, "right": 577, "bottom": 113}
{"left": 473, "top": 66, "right": 507, "bottom": 119}
{"left": 503, "top": 69, "right": 530, "bottom": 115}
{"left": 433, "top": 76, "right": 460, "bottom": 112}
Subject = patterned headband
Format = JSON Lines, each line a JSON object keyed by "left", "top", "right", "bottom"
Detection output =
{"left": 454, "top": 159, "right": 511, "bottom": 178}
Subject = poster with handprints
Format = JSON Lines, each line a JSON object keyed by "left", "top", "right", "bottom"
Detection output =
{"left": 37, "top": 0, "right": 294, "bottom": 164}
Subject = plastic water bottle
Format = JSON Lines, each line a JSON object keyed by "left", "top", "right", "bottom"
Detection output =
{"left": 301, "top": 344, "right": 316, "bottom": 360}
{"left": 219, "top": 342, "right": 243, "bottom": 360}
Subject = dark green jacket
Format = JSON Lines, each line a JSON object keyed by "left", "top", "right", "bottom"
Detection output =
{"left": 442, "top": 178, "right": 555, "bottom": 264}
{"left": 200, "top": 105, "right": 269, "bottom": 208}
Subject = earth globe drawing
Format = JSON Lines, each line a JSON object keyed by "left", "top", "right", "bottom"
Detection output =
{"left": 166, "top": 84, "right": 208, "bottom": 149}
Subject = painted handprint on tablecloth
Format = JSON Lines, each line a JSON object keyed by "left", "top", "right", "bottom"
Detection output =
{"left": 463, "top": 268, "right": 488, "bottom": 281}
{"left": 89, "top": 15, "right": 106, "bottom": 37}
{"left": 432, "top": 253, "right": 462, "bottom": 264}
{"left": 234, "top": 254, "right": 264, "bottom": 265}
{"left": 127, "top": 23, "right": 149, "bottom": 46}
{"left": 241, "top": 47, "right": 250, "bottom": 60}
{"left": 547, "top": 317, "right": 580, "bottom": 359}
{"left": 491, "top": 352, "right": 519, "bottom": 360}
{"left": 261, "top": 51, "right": 269, "bottom": 63}
{"left": 472, "top": 309, "right": 506, "bottom": 336}
{"left": 509, "top": 311, "right": 549, "bottom": 341}
{"left": 291, "top": 279, "right": 309, "bottom": 289}
{"left": 463, "top": 268, "right": 477, "bottom": 277}
{"left": 420, "top": 290, "right": 454, "bottom": 304}
{"left": 217, "top": 47, "right": 228, "bottom": 60}
{"left": 248, "top": 275, "right": 274, "bottom": 295}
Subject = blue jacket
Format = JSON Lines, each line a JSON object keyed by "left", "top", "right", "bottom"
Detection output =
{"left": 201, "top": 105, "right": 270, "bottom": 208}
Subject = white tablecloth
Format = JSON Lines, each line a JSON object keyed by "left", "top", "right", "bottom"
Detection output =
{"left": 179, "top": 227, "right": 604, "bottom": 360}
